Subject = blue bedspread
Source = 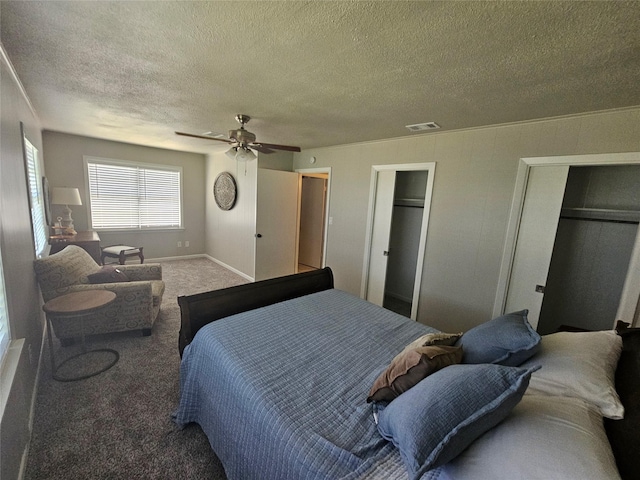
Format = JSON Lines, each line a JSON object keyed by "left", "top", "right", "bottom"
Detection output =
{"left": 173, "top": 289, "right": 438, "bottom": 479}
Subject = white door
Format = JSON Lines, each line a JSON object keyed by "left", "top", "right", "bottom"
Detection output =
{"left": 255, "top": 169, "right": 299, "bottom": 281}
{"left": 504, "top": 165, "right": 569, "bottom": 328}
{"left": 366, "top": 170, "right": 397, "bottom": 306}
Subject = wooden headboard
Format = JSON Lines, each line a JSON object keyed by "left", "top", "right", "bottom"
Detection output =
{"left": 177, "top": 267, "right": 334, "bottom": 355}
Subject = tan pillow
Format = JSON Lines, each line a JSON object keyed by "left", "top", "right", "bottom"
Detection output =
{"left": 402, "top": 332, "right": 463, "bottom": 352}
{"left": 367, "top": 345, "right": 463, "bottom": 403}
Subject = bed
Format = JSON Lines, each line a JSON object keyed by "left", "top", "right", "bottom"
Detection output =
{"left": 174, "top": 267, "right": 639, "bottom": 480}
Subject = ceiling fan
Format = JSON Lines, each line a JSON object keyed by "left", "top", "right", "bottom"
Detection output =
{"left": 176, "top": 114, "right": 300, "bottom": 161}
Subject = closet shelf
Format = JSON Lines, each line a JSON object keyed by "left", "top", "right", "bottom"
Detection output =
{"left": 394, "top": 198, "right": 425, "bottom": 208}
{"left": 560, "top": 208, "right": 640, "bottom": 223}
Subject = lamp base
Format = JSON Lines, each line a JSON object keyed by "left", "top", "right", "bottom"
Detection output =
{"left": 60, "top": 205, "right": 74, "bottom": 230}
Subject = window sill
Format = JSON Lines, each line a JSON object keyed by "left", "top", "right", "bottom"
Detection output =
{"left": 93, "top": 228, "right": 185, "bottom": 234}
{"left": 0, "top": 338, "right": 24, "bottom": 420}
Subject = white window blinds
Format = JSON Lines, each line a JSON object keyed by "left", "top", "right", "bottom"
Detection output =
{"left": 86, "top": 159, "right": 182, "bottom": 230}
{"left": 24, "top": 136, "right": 48, "bottom": 256}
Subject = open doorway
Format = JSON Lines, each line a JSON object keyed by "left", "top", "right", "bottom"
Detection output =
{"left": 495, "top": 152, "right": 640, "bottom": 329}
{"left": 361, "top": 163, "right": 436, "bottom": 320}
{"left": 382, "top": 171, "right": 429, "bottom": 317}
{"left": 536, "top": 165, "right": 640, "bottom": 333}
{"left": 295, "top": 168, "right": 331, "bottom": 273}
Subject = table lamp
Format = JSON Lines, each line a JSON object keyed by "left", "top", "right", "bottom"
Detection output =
{"left": 51, "top": 187, "right": 82, "bottom": 233}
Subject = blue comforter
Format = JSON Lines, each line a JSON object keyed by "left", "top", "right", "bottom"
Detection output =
{"left": 173, "top": 289, "right": 437, "bottom": 479}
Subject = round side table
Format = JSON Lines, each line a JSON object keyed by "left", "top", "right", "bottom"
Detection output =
{"left": 43, "top": 290, "right": 119, "bottom": 382}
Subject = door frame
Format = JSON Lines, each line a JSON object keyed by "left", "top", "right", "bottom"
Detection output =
{"left": 494, "top": 152, "right": 640, "bottom": 327}
{"left": 361, "top": 162, "right": 436, "bottom": 320}
{"left": 295, "top": 167, "right": 332, "bottom": 270}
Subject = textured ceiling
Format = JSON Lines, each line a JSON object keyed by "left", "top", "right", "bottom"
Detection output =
{"left": 1, "top": 1, "right": 639, "bottom": 154}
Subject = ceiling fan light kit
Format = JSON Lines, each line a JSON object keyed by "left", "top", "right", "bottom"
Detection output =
{"left": 227, "top": 146, "right": 257, "bottom": 162}
{"left": 176, "top": 114, "right": 301, "bottom": 159}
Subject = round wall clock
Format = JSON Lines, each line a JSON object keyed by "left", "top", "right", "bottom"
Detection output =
{"left": 213, "top": 172, "right": 237, "bottom": 210}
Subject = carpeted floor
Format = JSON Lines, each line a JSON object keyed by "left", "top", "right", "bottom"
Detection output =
{"left": 24, "top": 257, "right": 248, "bottom": 480}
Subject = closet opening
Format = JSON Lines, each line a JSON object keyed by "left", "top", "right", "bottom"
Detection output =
{"left": 537, "top": 165, "right": 640, "bottom": 334}
{"left": 362, "top": 162, "right": 436, "bottom": 320}
{"left": 382, "top": 171, "right": 428, "bottom": 317}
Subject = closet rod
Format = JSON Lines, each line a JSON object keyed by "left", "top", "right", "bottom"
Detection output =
{"left": 394, "top": 198, "right": 425, "bottom": 208}
{"left": 393, "top": 204, "right": 424, "bottom": 209}
{"left": 560, "top": 207, "right": 640, "bottom": 224}
{"left": 560, "top": 215, "right": 639, "bottom": 225}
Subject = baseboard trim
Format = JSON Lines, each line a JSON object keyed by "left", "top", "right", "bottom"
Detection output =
{"left": 19, "top": 320, "right": 47, "bottom": 480}
{"left": 203, "top": 255, "right": 254, "bottom": 282}
{"left": 145, "top": 254, "right": 255, "bottom": 282}
{"left": 384, "top": 291, "right": 413, "bottom": 304}
{"left": 144, "top": 253, "right": 208, "bottom": 263}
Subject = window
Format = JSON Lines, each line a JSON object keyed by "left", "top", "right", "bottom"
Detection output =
{"left": 0, "top": 247, "right": 10, "bottom": 364}
{"left": 23, "top": 129, "right": 48, "bottom": 256}
{"left": 85, "top": 157, "right": 182, "bottom": 230}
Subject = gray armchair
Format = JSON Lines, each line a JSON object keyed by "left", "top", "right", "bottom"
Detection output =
{"left": 33, "top": 245, "right": 165, "bottom": 343}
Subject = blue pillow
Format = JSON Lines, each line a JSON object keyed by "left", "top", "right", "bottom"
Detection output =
{"left": 457, "top": 310, "right": 540, "bottom": 366}
{"left": 377, "top": 363, "right": 537, "bottom": 479}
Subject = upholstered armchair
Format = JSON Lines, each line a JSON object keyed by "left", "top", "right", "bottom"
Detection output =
{"left": 33, "top": 245, "right": 165, "bottom": 344}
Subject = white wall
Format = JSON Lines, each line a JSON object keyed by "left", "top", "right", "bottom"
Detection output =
{"left": 206, "top": 154, "right": 258, "bottom": 278}
{"left": 42, "top": 131, "right": 207, "bottom": 260}
{"left": 205, "top": 151, "right": 293, "bottom": 279}
{"left": 293, "top": 108, "right": 640, "bottom": 333}
{"left": 1, "top": 53, "right": 45, "bottom": 480}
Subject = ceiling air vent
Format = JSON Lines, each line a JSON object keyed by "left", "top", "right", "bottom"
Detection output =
{"left": 405, "top": 122, "right": 440, "bottom": 132}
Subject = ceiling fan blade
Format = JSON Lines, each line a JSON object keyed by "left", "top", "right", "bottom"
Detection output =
{"left": 249, "top": 143, "right": 275, "bottom": 154}
{"left": 255, "top": 142, "right": 301, "bottom": 153}
{"left": 175, "top": 131, "right": 232, "bottom": 143}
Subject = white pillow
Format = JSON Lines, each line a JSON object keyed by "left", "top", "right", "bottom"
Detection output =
{"left": 434, "top": 395, "right": 621, "bottom": 480}
{"left": 520, "top": 330, "right": 623, "bottom": 419}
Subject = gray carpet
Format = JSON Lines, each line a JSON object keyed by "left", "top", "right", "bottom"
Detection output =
{"left": 24, "top": 257, "right": 248, "bottom": 480}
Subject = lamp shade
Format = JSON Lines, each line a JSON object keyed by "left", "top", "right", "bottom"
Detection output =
{"left": 225, "top": 147, "right": 238, "bottom": 160}
{"left": 225, "top": 146, "right": 257, "bottom": 162}
{"left": 51, "top": 187, "right": 82, "bottom": 206}
{"left": 236, "top": 148, "right": 257, "bottom": 162}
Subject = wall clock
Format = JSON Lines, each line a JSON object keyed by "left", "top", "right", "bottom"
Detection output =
{"left": 213, "top": 172, "right": 237, "bottom": 210}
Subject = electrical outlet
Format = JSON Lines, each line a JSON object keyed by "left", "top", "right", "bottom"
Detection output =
{"left": 185, "top": 241, "right": 190, "bottom": 248}
{"left": 177, "top": 241, "right": 182, "bottom": 248}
